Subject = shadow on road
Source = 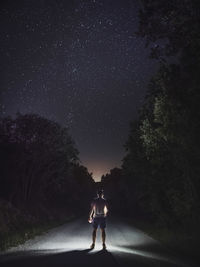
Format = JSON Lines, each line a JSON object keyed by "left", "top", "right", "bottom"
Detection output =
{"left": 0, "top": 248, "right": 117, "bottom": 267}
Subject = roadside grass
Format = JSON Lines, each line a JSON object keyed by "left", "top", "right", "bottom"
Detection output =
{"left": 0, "top": 215, "right": 75, "bottom": 252}
{"left": 128, "top": 218, "right": 200, "bottom": 265}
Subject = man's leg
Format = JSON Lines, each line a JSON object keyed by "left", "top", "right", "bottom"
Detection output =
{"left": 100, "top": 217, "right": 106, "bottom": 249}
{"left": 90, "top": 228, "right": 97, "bottom": 249}
{"left": 101, "top": 228, "right": 106, "bottom": 248}
{"left": 92, "top": 228, "right": 97, "bottom": 244}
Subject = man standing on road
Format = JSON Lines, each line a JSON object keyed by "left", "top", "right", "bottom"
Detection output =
{"left": 88, "top": 189, "right": 108, "bottom": 250}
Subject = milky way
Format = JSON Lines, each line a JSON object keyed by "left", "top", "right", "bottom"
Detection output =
{"left": 0, "top": 0, "right": 157, "bottom": 181}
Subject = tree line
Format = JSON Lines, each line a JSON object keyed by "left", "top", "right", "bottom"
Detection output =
{"left": 0, "top": 113, "right": 95, "bottom": 223}
{"left": 102, "top": 0, "right": 200, "bottom": 228}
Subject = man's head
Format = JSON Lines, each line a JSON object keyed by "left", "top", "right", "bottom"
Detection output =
{"left": 97, "top": 189, "right": 104, "bottom": 198}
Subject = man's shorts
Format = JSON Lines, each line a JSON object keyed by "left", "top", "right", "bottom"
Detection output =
{"left": 92, "top": 217, "right": 106, "bottom": 229}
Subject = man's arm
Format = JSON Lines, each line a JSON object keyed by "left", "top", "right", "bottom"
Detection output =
{"left": 104, "top": 203, "right": 108, "bottom": 217}
{"left": 88, "top": 202, "right": 94, "bottom": 223}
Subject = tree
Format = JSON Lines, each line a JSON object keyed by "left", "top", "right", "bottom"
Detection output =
{"left": 0, "top": 113, "right": 81, "bottom": 213}
{"left": 137, "top": 0, "right": 200, "bottom": 61}
{"left": 120, "top": 0, "right": 200, "bottom": 225}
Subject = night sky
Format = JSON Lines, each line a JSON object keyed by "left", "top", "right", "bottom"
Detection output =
{"left": 0, "top": 0, "right": 157, "bottom": 181}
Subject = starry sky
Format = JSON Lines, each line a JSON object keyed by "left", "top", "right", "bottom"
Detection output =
{"left": 0, "top": 0, "right": 157, "bottom": 181}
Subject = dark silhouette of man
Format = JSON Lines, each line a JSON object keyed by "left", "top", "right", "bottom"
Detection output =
{"left": 88, "top": 189, "right": 108, "bottom": 249}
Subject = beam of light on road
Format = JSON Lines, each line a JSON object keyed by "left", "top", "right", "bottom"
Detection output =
{"left": 0, "top": 220, "right": 192, "bottom": 267}
{"left": 5, "top": 235, "right": 180, "bottom": 267}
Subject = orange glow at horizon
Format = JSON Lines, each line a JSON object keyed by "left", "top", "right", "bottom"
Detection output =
{"left": 82, "top": 160, "right": 119, "bottom": 182}
{"left": 92, "top": 170, "right": 106, "bottom": 182}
